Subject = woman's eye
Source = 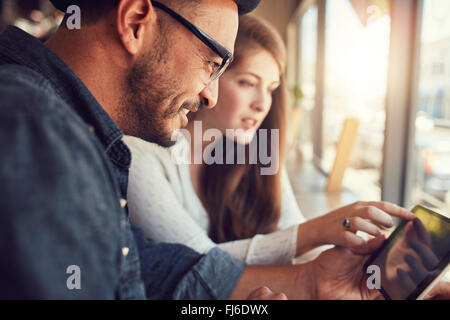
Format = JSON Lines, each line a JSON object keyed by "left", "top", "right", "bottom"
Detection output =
{"left": 238, "top": 80, "right": 255, "bottom": 88}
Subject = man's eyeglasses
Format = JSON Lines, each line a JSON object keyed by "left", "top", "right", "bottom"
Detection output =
{"left": 152, "top": 1, "right": 233, "bottom": 85}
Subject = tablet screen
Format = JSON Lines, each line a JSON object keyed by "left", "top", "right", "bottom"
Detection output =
{"left": 369, "top": 206, "right": 450, "bottom": 300}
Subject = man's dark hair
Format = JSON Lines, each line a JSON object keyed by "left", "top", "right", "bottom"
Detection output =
{"left": 59, "top": 0, "right": 204, "bottom": 26}
{"left": 60, "top": 0, "right": 119, "bottom": 25}
{"left": 53, "top": 0, "right": 260, "bottom": 25}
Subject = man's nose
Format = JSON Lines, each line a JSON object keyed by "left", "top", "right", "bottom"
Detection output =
{"left": 199, "top": 80, "right": 219, "bottom": 109}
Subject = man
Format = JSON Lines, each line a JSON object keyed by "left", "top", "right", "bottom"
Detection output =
{"left": 0, "top": 0, "right": 445, "bottom": 299}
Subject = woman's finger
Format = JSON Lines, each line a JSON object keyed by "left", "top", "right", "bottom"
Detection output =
{"left": 365, "top": 201, "right": 415, "bottom": 221}
{"left": 351, "top": 234, "right": 385, "bottom": 255}
{"left": 360, "top": 206, "right": 394, "bottom": 228}
{"left": 341, "top": 231, "right": 366, "bottom": 248}
{"left": 348, "top": 217, "right": 381, "bottom": 237}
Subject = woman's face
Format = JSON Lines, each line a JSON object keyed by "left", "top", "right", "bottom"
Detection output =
{"left": 196, "top": 49, "right": 281, "bottom": 145}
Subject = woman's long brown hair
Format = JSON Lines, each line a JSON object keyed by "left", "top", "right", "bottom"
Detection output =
{"left": 200, "top": 15, "right": 288, "bottom": 243}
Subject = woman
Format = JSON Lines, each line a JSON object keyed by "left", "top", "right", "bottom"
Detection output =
{"left": 124, "top": 15, "right": 414, "bottom": 265}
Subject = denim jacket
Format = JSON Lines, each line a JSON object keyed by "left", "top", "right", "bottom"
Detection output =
{"left": 0, "top": 26, "right": 244, "bottom": 299}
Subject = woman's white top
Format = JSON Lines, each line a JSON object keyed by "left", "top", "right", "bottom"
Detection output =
{"left": 124, "top": 135, "right": 309, "bottom": 265}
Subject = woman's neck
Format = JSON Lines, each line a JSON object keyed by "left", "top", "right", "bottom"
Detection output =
{"left": 186, "top": 118, "right": 221, "bottom": 165}
{"left": 185, "top": 118, "right": 216, "bottom": 198}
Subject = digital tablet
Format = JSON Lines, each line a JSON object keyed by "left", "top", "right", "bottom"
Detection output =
{"left": 363, "top": 205, "right": 450, "bottom": 300}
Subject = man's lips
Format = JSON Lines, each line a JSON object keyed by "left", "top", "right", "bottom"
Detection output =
{"left": 177, "top": 103, "right": 199, "bottom": 127}
{"left": 180, "top": 104, "right": 200, "bottom": 115}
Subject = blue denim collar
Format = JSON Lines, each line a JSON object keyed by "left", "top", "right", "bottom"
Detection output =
{"left": 0, "top": 25, "right": 130, "bottom": 169}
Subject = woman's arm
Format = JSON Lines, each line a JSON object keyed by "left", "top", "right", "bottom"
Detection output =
{"left": 126, "top": 137, "right": 303, "bottom": 265}
{"left": 126, "top": 136, "right": 218, "bottom": 253}
{"left": 128, "top": 140, "right": 415, "bottom": 265}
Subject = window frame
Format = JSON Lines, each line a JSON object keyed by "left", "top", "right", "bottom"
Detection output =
{"left": 289, "top": 0, "right": 426, "bottom": 207}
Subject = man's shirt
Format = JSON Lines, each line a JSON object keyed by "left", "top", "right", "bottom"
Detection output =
{"left": 0, "top": 26, "right": 244, "bottom": 299}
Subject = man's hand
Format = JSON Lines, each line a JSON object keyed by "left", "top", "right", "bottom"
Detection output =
{"left": 424, "top": 282, "right": 450, "bottom": 300}
{"left": 247, "top": 287, "right": 288, "bottom": 300}
{"left": 310, "top": 235, "right": 386, "bottom": 300}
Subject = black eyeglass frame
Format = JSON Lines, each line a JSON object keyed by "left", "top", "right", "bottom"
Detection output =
{"left": 152, "top": 1, "right": 233, "bottom": 84}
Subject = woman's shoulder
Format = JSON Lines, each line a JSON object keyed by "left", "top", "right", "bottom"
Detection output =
{"left": 123, "top": 135, "right": 167, "bottom": 157}
{"left": 123, "top": 135, "right": 185, "bottom": 166}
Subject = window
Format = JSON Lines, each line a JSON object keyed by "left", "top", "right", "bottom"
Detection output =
{"left": 0, "top": 0, "right": 62, "bottom": 38}
{"left": 409, "top": 0, "right": 450, "bottom": 213}
{"left": 299, "top": 4, "right": 318, "bottom": 113}
{"left": 295, "top": 4, "right": 318, "bottom": 159}
{"left": 322, "top": 0, "right": 391, "bottom": 200}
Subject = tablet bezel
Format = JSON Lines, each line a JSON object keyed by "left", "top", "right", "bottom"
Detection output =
{"left": 363, "top": 205, "right": 450, "bottom": 300}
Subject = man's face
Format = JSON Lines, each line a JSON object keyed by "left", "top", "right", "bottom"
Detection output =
{"left": 123, "top": 0, "right": 238, "bottom": 147}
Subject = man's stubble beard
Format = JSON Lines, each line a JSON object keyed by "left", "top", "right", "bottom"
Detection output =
{"left": 122, "top": 32, "right": 181, "bottom": 148}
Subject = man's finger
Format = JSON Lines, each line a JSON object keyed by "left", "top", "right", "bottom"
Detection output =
{"left": 247, "top": 286, "right": 273, "bottom": 299}
{"left": 425, "top": 282, "right": 450, "bottom": 300}
{"left": 274, "top": 293, "right": 288, "bottom": 300}
{"left": 348, "top": 217, "right": 381, "bottom": 237}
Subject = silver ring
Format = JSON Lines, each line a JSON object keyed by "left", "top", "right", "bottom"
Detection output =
{"left": 343, "top": 218, "right": 351, "bottom": 229}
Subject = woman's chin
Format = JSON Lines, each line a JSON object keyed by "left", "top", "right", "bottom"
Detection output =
{"left": 235, "top": 129, "right": 256, "bottom": 145}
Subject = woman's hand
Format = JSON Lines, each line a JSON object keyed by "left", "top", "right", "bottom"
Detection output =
{"left": 296, "top": 201, "right": 415, "bottom": 256}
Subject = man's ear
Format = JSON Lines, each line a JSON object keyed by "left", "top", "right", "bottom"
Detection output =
{"left": 116, "top": 0, "right": 155, "bottom": 55}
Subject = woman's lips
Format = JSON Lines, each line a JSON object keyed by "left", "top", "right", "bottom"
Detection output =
{"left": 241, "top": 118, "right": 258, "bottom": 130}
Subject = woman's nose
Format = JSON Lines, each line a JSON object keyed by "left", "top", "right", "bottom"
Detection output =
{"left": 251, "top": 90, "right": 270, "bottom": 112}
{"left": 251, "top": 102, "right": 265, "bottom": 113}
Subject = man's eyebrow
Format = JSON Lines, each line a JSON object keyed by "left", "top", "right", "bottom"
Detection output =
{"left": 202, "top": 46, "right": 223, "bottom": 60}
